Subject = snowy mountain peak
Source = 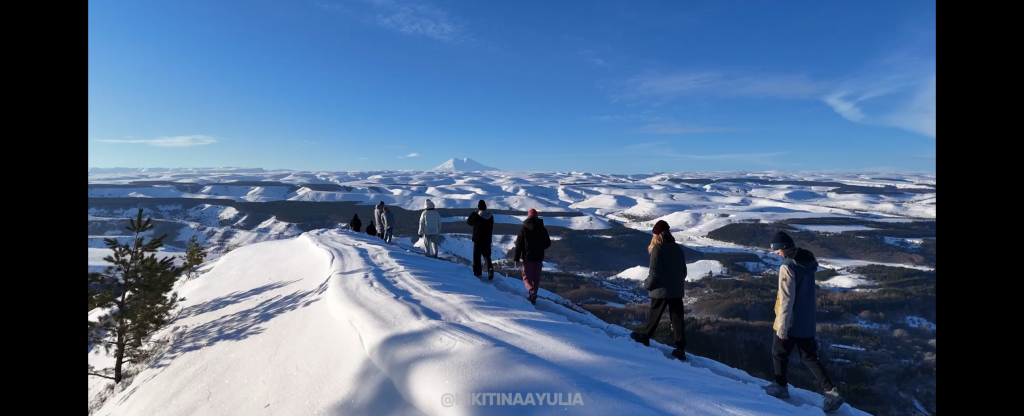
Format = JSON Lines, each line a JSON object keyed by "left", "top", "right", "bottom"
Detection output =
{"left": 432, "top": 158, "right": 499, "bottom": 172}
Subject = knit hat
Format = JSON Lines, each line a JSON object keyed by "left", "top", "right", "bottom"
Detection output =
{"left": 527, "top": 208, "right": 537, "bottom": 217}
{"left": 652, "top": 220, "right": 670, "bottom": 235}
{"left": 770, "top": 231, "right": 795, "bottom": 250}
{"left": 478, "top": 200, "right": 487, "bottom": 211}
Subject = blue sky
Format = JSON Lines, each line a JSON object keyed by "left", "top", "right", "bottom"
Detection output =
{"left": 88, "top": 0, "right": 936, "bottom": 174}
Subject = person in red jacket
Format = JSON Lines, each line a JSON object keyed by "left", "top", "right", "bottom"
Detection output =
{"left": 513, "top": 209, "right": 551, "bottom": 305}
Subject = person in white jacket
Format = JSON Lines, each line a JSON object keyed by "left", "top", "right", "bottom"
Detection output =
{"left": 373, "top": 201, "right": 386, "bottom": 239}
{"left": 418, "top": 199, "right": 442, "bottom": 258}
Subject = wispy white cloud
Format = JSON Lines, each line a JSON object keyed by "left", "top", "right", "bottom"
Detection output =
{"left": 593, "top": 112, "right": 736, "bottom": 135}
{"left": 591, "top": 112, "right": 665, "bottom": 122}
{"left": 398, "top": 152, "right": 420, "bottom": 158}
{"left": 326, "top": 0, "right": 467, "bottom": 43}
{"left": 823, "top": 93, "right": 866, "bottom": 122}
{"left": 624, "top": 141, "right": 667, "bottom": 151}
{"left": 627, "top": 142, "right": 786, "bottom": 164}
{"left": 666, "top": 151, "right": 787, "bottom": 162}
{"left": 97, "top": 135, "right": 217, "bottom": 147}
{"left": 614, "top": 71, "right": 831, "bottom": 103}
{"left": 824, "top": 74, "right": 934, "bottom": 138}
{"left": 634, "top": 123, "right": 738, "bottom": 134}
{"left": 546, "top": 143, "right": 786, "bottom": 166}
{"left": 579, "top": 50, "right": 607, "bottom": 67}
{"left": 886, "top": 75, "right": 935, "bottom": 137}
{"left": 611, "top": 59, "right": 934, "bottom": 138}
{"left": 315, "top": 2, "right": 343, "bottom": 11}
{"left": 821, "top": 39, "right": 935, "bottom": 138}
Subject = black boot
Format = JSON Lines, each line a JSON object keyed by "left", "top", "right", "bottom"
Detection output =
{"left": 670, "top": 349, "right": 686, "bottom": 361}
{"left": 629, "top": 332, "right": 650, "bottom": 347}
{"left": 487, "top": 269, "right": 494, "bottom": 280}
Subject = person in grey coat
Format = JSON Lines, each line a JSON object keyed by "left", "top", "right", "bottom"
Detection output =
{"left": 373, "top": 201, "right": 386, "bottom": 239}
{"left": 381, "top": 206, "right": 395, "bottom": 244}
{"left": 630, "top": 220, "right": 688, "bottom": 361}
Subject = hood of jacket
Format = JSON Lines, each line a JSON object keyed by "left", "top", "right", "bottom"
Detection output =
{"left": 376, "top": 202, "right": 385, "bottom": 209}
{"left": 523, "top": 216, "right": 543, "bottom": 230}
{"left": 425, "top": 199, "right": 435, "bottom": 210}
{"left": 794, "top": 247, "right": 816, "bottom": 262}
{"left": 659, "top": 231, "right": 675, "bottom": 244}
{"left": 478, "top": 210, "right": 492, "bottom": 220}
{"left": 783, "top": 248, "right": 818, "bottom": 269}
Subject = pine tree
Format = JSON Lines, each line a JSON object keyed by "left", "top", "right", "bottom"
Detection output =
{"left": 180, "top": 235, "right": 207, "bottom": 280}
{"left": 88, "top": 209, "right": 184, "bottom": 383}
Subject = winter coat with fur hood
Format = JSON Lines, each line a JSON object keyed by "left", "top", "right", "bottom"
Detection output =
{"left": 418, "top": 199, "right": 442, "bottom": 236}
{"left": 373, "top": 202, "right": 385, "bottom": 233}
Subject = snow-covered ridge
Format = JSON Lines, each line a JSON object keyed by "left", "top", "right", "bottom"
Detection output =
{"left": 89, "top": 230, "right": 870, "bottom": 415}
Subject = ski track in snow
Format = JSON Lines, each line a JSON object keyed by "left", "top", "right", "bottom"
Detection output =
{"left": 92, "top": 230, "right": 870, "bottom": 416}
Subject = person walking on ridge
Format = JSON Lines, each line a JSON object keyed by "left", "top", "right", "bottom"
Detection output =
{"left": 467, "top": 199, "right": 495, "bottom": 280}
{"left": 381, "top": 206, "right": 395, "bottom": 244}
{"left": 349, "top": 213, "right": 362, "bottom": 233}
{"left": 629, "top": 220, "right": 688, "bottom": 361}
{"left": 418, "top": 199, "right": 442, "bottom": 258}
{"left": 513, "top": 208, "right": 551, "bottom": 305}
{"left": 762, "top": 231, "right": 845, "bottom": 413}
{"left": 373, "top": 201, "right": 386, "bottom": 239}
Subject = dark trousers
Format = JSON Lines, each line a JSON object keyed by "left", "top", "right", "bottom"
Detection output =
{"left": 772, "top": 336, "right": 834, "bottom": 391}
{"left": 521, "top": 261, "right": 542, "bottom": 295}
{"left": 472, "top": 244, "right": 493, "bottom": 276}
{"left": 640, "top": 298, "right": 687, "bottom": 350}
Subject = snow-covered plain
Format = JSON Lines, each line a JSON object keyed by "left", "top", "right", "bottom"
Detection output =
{"left": 88, "top": 169, "right": 936, "bottom": 227}
{"left": 89, "top": 229, "right": 870, "bottom": 415}
{"left": 818, "top": 273, "right": 874, "bottom": 289}
{"left": 88, "top": 168, "right": 935, "bottom": 275}
{"left": 88, "top": 247, "right": 184, "bottom": 272}
{"left": 612, "top": 260, "right": 727, "bottom": 283}
{"left": 442, "top": 214, "right": 610, "bottom": 230}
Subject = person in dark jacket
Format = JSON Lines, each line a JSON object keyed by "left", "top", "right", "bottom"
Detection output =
{"left": 349, "top": 214, "right": 362, "bottom": 233}
{"left": 629, "top": 220, "right": 688, "bottom": 361}
{"left": 366, "top": 221, "right": 376, "bottom": 237}
{"left": 762, "top": 231, "right": 844, "bottom": 413}
{"left": 381, "top": 206, "right": 395, "bottom": 244}
{"left": 467, "top": 200, "right": 495, "bottom": 280}
{"left": 513, "top": 208, "right": 551, "bottom": 305}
